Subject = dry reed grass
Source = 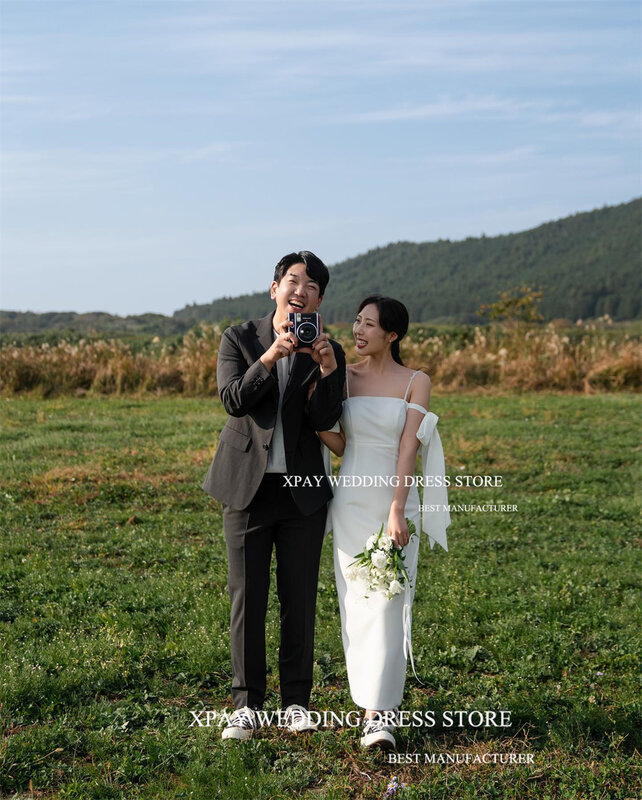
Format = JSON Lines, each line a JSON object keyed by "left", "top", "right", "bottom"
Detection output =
{"left": 1, "top": 320, "right": 639, "bottom": 396}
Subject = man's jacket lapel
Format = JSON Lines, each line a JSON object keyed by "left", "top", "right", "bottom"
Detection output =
{"left": 284, "top": 352, "right": 318, "bottom": 406}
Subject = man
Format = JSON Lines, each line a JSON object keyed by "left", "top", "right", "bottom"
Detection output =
{"left": 202, "top": 251, "right": 345, "bottom": 739}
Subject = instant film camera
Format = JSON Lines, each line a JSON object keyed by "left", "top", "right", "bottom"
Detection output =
{"left": 287, "top": 312, "right": 320, "bottom": 347}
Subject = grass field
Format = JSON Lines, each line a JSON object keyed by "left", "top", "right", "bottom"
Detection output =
{"left": 1, "top": 394, "right": 640, "bottom": 799}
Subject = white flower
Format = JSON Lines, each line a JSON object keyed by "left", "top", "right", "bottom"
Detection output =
{"left": 348, "top": 519, "right": 415, "bottom": 599}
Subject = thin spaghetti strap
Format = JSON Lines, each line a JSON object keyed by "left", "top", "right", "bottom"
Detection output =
{"left": 403, "top": 370, "right": 420, "bottom": 401}
{"left": 345, "top": 366, "right": 350, "bottom": 398}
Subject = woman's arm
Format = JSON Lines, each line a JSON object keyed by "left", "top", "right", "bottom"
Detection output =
{"left": 387, "top": 373, "right": 431, "bottom": 547}
{"left": 318, "top": 426, "right": 346, "bottom": 457}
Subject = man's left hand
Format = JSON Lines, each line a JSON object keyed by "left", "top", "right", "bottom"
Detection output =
{"left": 309, "top": 334, "right": 337, "bottom": 375}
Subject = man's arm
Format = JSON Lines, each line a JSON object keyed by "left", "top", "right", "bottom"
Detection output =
{"left": 217, "top": 327, "right": 276, "bottom": 417}
{"left": 307, "top": 341, "right": 345, "bottom": 431}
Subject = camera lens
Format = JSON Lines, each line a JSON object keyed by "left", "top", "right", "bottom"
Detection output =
{"left": 297, "top": 322, "right": 317, "bottom": 344}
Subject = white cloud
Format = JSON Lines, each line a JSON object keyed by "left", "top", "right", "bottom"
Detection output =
{"left": 329, "top": 95, "right": 641, "bottom": 142}
{"left": 385, "top": 145, "right": 627, "bottom": 177}
{"left": 134, "top": 13, "right": 639, "bottom": 81}
{"left": 1, "top": 143, "right": 242, "bottom": 199}
{"left": 578, "top": 110, "right": 641, "bottom": 129}
{"left": 334, "top": 95, "right": 548, "bottom": 124}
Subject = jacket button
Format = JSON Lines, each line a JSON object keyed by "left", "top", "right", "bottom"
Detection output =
{"left": 263, "top": 443, "right": 269, "bottom": 450}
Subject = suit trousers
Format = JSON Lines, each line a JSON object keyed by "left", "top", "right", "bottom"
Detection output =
{"left": 223, "top": 473, "right": 326, "bottom": 710}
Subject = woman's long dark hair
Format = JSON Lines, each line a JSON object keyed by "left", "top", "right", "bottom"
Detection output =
{"left": 357, "top": 294, "right": 409, "bottom": 365}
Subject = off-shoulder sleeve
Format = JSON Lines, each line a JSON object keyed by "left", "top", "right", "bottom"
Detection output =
{"left": 415, "top": 411, "right": 450, "bottom": 552}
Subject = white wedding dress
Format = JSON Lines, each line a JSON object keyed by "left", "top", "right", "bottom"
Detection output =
{"left": 326, "top": 371, "right": 450, "bottom": 710}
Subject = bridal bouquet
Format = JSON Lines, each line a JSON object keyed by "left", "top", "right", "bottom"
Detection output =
{"left": 346, "top": 519, "right": 417, "bottom": 600}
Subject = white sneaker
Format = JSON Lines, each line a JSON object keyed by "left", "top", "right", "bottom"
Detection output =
{"left": 221, "top": 706, "right": 259, "bottom": 740}
{"left": 283, "top": 704, "right": 319, "bottom": 733}
{"left": 360, "top": 712, "right": 396, "bottom": 750}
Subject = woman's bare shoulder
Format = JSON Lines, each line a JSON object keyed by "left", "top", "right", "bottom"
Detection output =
{"left": 347, "top": 362, "right": 366, "bottom": 377}
{"left": 399, "top": 365, "right": 430, "bottom": 385}
{"left": 408, "top": 370, "right": 431, "bottom": 406}
{"left": 411, "top": 369, "right": 431, "bottom": 387}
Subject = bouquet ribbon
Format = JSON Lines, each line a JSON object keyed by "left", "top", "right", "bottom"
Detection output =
{"left": 402, "top": 581, "right": 422, "bottom": 684}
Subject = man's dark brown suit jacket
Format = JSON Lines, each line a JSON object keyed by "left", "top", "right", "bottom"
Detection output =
{"left": 202, "top": 311, "right": 345, "bottom": 513}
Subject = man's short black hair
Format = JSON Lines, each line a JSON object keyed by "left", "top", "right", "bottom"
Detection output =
{"left": 273, "top": 251, "right": 329, "bottom": 297}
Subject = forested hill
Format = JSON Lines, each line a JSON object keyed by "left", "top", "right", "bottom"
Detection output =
{"left": 175, "top": 198, "right": 641, "bottom": 325}
{"left": 2, "top": 198, "right": 639, "bottom": 336}
{"left": 0, "top": 311, "right": 188, "bottom": 337}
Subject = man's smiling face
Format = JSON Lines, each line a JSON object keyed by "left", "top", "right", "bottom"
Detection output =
{"left": 271, "top": 261, "right": 322, "bottom": 327}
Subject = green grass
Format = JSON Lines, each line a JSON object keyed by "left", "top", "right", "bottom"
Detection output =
{"left": 1, "top": 394, "right": 640, "bottom": 799}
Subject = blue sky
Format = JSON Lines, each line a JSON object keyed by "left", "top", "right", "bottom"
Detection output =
{"left": 1, "top": 0, "right": 640, "bottom": 316}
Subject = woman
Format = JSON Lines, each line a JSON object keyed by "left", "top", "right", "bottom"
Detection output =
{"left": 319, "top": 295, "right": 449, "bottom": 750}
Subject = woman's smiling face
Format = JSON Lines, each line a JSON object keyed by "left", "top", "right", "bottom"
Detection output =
{"left": 353, "top": 303, "right": 396, "bottom": 356}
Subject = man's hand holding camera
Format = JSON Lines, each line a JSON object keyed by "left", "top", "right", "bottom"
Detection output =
{"left": 259, "top": 315, "right": 337, "bottom": 377}
{"left": 306, "top": 331, "right": 337, "bottom": 376}
{"left": 260, "top": 319, "right": 297, "bottom": 372}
